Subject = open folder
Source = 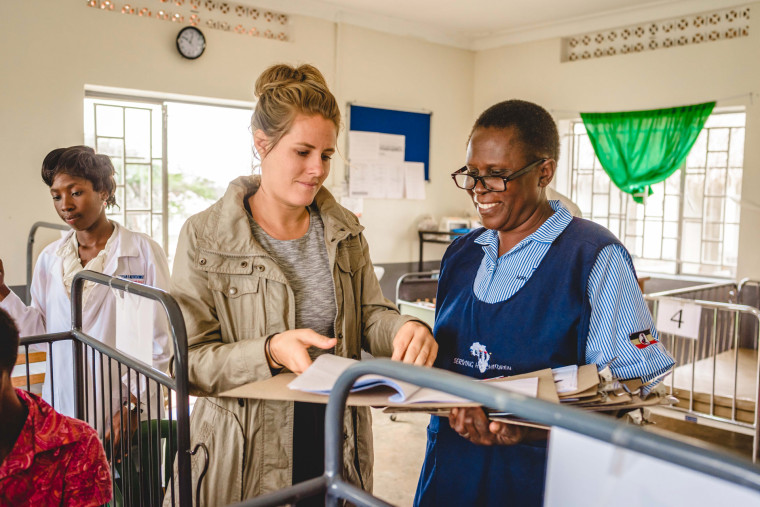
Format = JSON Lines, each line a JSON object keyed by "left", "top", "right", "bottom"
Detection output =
{"left": 220, "top": 356, "right": 669, "bottom": 427}
{"left": 220, "top": 355, "right": 559, "bottom": 408}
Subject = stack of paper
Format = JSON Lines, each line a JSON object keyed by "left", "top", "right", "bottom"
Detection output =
{"left": 555, "top": 364, "right": 673, "bottom": 413}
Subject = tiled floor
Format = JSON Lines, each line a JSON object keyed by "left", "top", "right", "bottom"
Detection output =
{"left": 371, "top": 409, "right": 430, "bottom": 506}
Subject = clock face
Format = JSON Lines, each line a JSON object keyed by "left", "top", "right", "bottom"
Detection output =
{"left": 176, "top": 27, "right": 206, "bottom": 60}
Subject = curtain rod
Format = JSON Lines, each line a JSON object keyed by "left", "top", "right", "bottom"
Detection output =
{"left": 549, "top": 92, "right": 756, "bottom": 116}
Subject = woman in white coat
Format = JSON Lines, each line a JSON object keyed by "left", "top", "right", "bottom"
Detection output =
{"left": 0, "top": 145, "right": 171, "bottom": 447}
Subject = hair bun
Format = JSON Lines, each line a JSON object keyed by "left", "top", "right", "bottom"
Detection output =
{"left": 254, "top": 63, "right": 328, "bottom": 98}
{"left": 250, "top": 63, "right": 340, "bottom": 150}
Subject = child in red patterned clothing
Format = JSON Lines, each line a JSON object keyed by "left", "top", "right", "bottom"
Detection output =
{"left": 0, "top": 308, "right": 112, "bottom": 505}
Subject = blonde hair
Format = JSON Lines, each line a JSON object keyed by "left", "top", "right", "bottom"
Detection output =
{"left": 252, "top": 63, "right": 341, "bottom": 151}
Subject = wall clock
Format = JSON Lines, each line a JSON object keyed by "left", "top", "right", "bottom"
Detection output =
{"left": 176, "top": 26, "right": 206, "bottom": 60}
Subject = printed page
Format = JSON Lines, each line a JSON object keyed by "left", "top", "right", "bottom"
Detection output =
{"left": 376, "top": 133, "right": 405, "bottom": 161}
{"left": 348, "top": 131, "right": 381, "bottom": 161}
{"left": 288, "top": 355, "right": 421, "bottom": 401}
{"left": 404, "top": 161, "right": 426, "bottom": 200}
{"left": 551, "top": 364, "right": 578, "bottom": 394}
{"left": 288, "top": 355, "right": 469, "bottom": 403}
{"left": 487, "top": 376, "right": 539, "bottom": 397}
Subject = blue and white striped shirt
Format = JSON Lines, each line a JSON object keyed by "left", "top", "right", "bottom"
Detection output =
{"left": 473, "top": 201, "right": 674, "bottom": 389}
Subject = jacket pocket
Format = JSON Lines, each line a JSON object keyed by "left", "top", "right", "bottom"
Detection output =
{"left": 190, "top": 398, "right": 246, "bottom": 506}
{"left": 196, "top": 249, "right": 255, "bottom": 275}
{"left": 207, "top": 273, "right": 264, "bottom": 340}
{"left": 336, "top": 237, "right": 366, "bottom": 275}
{"left": 207, "top": 272, "right": 260, "bottom": 298}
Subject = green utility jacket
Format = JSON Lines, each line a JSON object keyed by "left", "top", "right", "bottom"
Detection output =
{"left": 170, "top": 176, "right": 417, "bottom": 505}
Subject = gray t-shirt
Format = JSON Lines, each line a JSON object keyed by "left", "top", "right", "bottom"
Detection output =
{"left": 249, "top": 206, "right": 338, "bottom": 360}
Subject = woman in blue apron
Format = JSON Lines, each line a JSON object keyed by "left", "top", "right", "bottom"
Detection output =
{"left": 414, "top": 100, "right": 674, "bottom": 506}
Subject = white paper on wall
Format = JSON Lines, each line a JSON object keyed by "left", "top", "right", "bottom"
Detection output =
{"left": 340, "top": 196, "right": 364, "bottom": 217}
{"left": 404, "top": 162, "right": 426, "bottom": 200}
{"left": 349, "top": 161, "right": 407, "bottom": 199}
{"left": 349, "top": 131, "right": 380, "bottom": 161}
{"left": 349, "top": 131, "right": 406, "bottom": 163}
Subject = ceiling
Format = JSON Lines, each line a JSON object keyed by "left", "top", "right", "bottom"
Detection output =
{"left": 241, "top": 0, "right": 750, "bottom": 49}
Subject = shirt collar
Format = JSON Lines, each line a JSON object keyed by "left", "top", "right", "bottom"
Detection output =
{"left": 55, "top": 220, "right": 120, "bottom": 260}
{"left": 474, "top": 200, "right": 573, "bottom": 257}
{"left": 0, "top": 390, "right": 85, "bottom": 478}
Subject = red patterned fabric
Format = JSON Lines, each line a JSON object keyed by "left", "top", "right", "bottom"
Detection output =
{"left": 0, "top": 389, "right": 112, "bottom": 506}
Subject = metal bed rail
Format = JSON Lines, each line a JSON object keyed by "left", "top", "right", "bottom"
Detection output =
{"left": 233, "top": 359, "right": 760, "bottom": 506}
{"left": 738, "top": 279, "right": 760, "bottom": 348}
{"left": 17, "top": 270, "right": 197, "bottom": 506}
{"left": 25, "top": 221, "right": 70, "bottom": 304}
{"left": 645, "top": 295, "right": 760, "bottom": 462}
{"left": 647, "top": 282, "right": 745, "bottom": 360}
{"left": 395, "top": 271, "right": 439, "bottom": 330}
{"left": 647, "top": 281, "right": 739, "bottom": 303}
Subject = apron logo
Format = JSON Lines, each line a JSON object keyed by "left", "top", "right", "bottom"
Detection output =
{"left": 629, "top": 329, "right": 658, "bottom": 349}
{"left": 470, "top": 342, "right": 491, "bottom": 373}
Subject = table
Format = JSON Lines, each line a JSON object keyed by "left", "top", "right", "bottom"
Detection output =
{"left": 418, "top": 230, "right": 467, "bottom": 271}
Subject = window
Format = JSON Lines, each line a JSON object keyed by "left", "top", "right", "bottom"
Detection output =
{"left": 561, "top": 111, "right": 744, "bottom": 278}
{"left": 84, "top": 95, "right": 253, "bottom": 262}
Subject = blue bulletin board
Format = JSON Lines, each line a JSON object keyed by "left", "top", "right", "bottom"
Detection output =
{"left": 348, "top": 104, "right": 432, "bottom": 180}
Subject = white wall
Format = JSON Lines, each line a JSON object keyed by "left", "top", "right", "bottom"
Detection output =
{"left": 473, "top": 9, "right": 760, "bottom": 279}
{"left": 3, "top": 0, "right": 757, "bottom": 285}
{"left": 0, "top": 0, "right": 474, "bottom": 285}
{"left": 335, "top": 24, "right": 474, "bottom": 264}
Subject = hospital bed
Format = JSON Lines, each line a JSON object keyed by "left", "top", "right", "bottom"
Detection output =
{"left": 395, "top": 271, "right": 439, "bottom": 328}
{"left": 16, "top": 271, "right": 205, "bottom": 506}
{"left": 645, "top": 280, "right": 760, "bottom": 462}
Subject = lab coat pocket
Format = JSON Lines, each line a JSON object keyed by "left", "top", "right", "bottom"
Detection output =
{"left": 113, "top": 290, "right": 154, "bottom": 365}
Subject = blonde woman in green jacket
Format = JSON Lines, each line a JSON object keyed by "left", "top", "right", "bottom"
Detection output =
{"left": 169, "top": 64, "right": 437, "bottom": 505}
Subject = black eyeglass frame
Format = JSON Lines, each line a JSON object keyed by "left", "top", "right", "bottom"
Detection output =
{"left": 451, "top": 158, "right": 549, "bottom": 191}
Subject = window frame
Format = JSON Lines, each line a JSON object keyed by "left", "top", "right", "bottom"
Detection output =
{"left": 564, "top": 110, "right": 744, "bottom": 278}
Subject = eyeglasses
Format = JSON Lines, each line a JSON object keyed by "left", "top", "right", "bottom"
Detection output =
{"left": 451, "top": 158, "right": 548, "bottom": 192}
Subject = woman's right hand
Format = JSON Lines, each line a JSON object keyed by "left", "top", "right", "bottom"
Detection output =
{"left": 0, "top": 259, "right": 10, "bottom": 301}
{"left": 267, "top": 329, "right": 338, "bottom": 374}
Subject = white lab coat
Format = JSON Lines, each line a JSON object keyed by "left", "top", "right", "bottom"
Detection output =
{"left": 2, "top": 224, "right": 172, "bottom": 425}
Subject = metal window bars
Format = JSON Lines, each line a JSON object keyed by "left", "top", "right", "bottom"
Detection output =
{"left": 232, "top": 359, "right": 760, "bottom": 507}
{"left": 17, "top": 270, "right": 200, "bottom": 506}
{"left": 567, "top": 114, "right": 745, "bottom": 277}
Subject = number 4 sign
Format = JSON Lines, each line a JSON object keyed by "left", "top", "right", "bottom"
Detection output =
{"left": 655, "top": 299, "right": 702, "bottom": 340}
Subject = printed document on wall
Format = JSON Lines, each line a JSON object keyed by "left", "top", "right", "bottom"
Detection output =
{"left": 404, "top": 162, "right": 426, "bottom": 200}
{"left": 349, "top": 161, "right": 405, "bottom": 199}
{"left": 349, "top": 131, "right": 405, "bottom": 162}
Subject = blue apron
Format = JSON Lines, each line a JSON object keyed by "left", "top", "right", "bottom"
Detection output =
{"left": 414, "top": 218, "right": 620, "bottom": 507}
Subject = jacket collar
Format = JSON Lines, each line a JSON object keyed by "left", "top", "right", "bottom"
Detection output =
{"left": 202, "top": 175, "right": 364, "bottom": 254}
